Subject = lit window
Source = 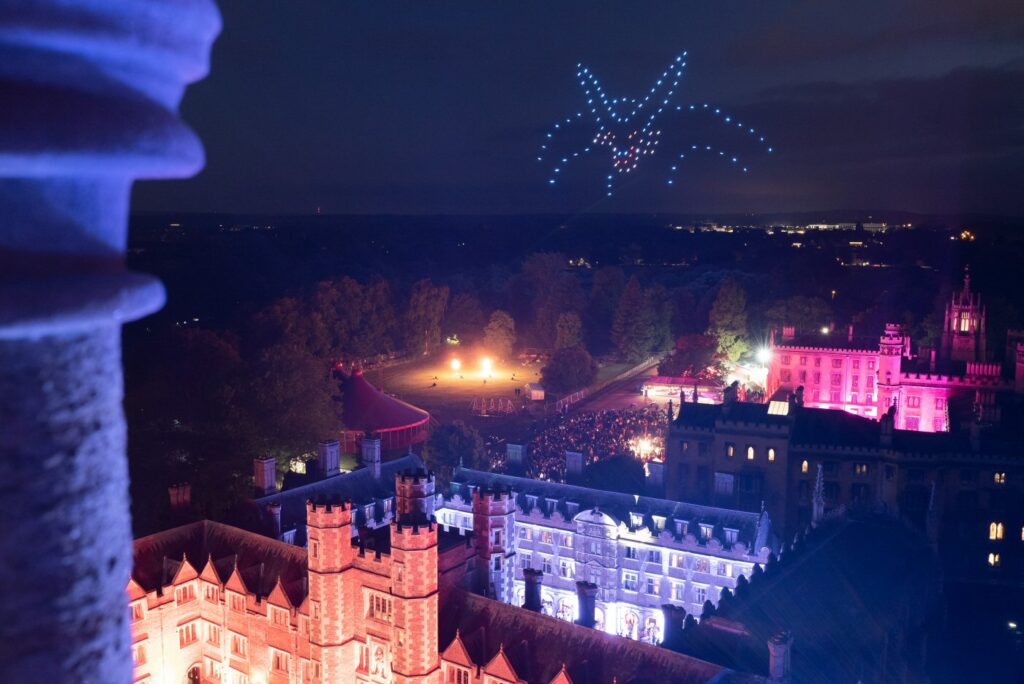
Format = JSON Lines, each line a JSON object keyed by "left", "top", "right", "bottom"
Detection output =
{"left": 367, "top": 593, "right": 393, "bottom": 623}
{"left": 230, "top": 632, "right": 248, "bottom": 658}
{"left": 518, "top": 526, "right": 532, "bottom": 541}
{"left": 988, "top": 552, "right": 1001, "bottom": 567}
{"left": 272, "top": 649, "right": 290, "bottom": 673}
{"left": 699, "top": 524, "right": 713, "bottom": 541}
{"left": 559, "top": 559, "right": 574, "bottom": 578}
{"left": 175, "top": 582, "right": 196, "bottom": 605}
{"left": 726, "top": 443, "right": 735, "bottom": 458}
{"left": 801, "top": 460, "right": 809, "bottom": 474}
{"left": 693, "top": 557, "right": 710, "bottom": 573}
{"left": 855, "top": 463, "right": 869, "bottom": 476}
{"left": 271, "top": 605, "right": 290, "bottom": 627}
{"left": 990, "top": 522, "right": 1005, "bottom": 541}
{"left": 717, "top": 562, "right": 733, "bottom": 578}
{"left": 768, "top": 448, "right": 776, "bottom": 462}
{"left": 540, "top": 530, "right": 554, "bottom": 544}
{"left": 178, "top": 622, "right": 198, "bottom": 648}
{"left": 746, "top": 446, "right": 755, "bottom": 461}
{"left": 994, "top": 472, "right": 1007, "bottom": 485}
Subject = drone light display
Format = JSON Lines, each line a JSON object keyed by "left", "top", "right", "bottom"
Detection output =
{"left": 539, "top": 52, "right": 773, "bottom": 196}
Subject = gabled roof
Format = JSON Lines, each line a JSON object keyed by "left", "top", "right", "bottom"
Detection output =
{"left": 132, "top": 520, "right": 308, "bottom": 605}
{"left": 442, "top": 631, "right": 474, "bottom": 668}
{"left": 484, "top": 644, "right": 520, "bottom": 682}
{"left": 440, "top": 589, "right": 762, "bottom": 684}
{"left": 251, "top": 453, "right": 425, "bottom": 543}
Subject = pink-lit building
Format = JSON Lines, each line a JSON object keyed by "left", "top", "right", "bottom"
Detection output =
{"left": 767, "top": 272, "right": 1024, "bottom": 433}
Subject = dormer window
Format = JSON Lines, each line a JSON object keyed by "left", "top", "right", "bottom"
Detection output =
{"left": 699, "top": 524, "right": 713, "bottom": 541}
{"left": 630, "top": 512, "right": 644, "bottom": 528}
{"left": 675, "top": 520, "right": 689, "bottom": 536}
{"left": 175, "top": 582, "right": 196, "bottom": 605}
{"left": 724, "top": 528, "right": 738, "bottom": 545}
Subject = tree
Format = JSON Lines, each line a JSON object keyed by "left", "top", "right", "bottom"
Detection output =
{"left": 247, "top": 342, "right": 343, "bottom": 460}
{"left": 483, "top": 310, "right": 516, "bottom": 359}
{"left": 404, "top": 279, "right": 449, "bottom": 355}
{"left": 611, "top": 276, "right": 655, "bottom": 362}
{"left": 554, "top": 311, "right": 583, "bottom": 350}
{"left": 764, "top": 296, "right": 832, "bottom": 334}
{"left": 646, "top": 284, "right": 675, "bottom": 352}
{"left": 422, "top": 420, "right": 485, "bottom": 487}
{"left": 658, "top": 334, "right": 724, "bottom": 380}
{"left": 444, "top": 292, "right": 486, "bottom": 344}
{"left": 540, "top": 345, "right": 598, "bottom": 394}
{"left": 586, "top": 266, "right": 626, "bottom": 352}
{"left": 708, "top": 279, "right": 749, "bottom": 362}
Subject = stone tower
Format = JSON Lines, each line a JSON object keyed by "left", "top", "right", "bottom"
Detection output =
{"left": 941, "top": 268, "right": 987, "bottom": 363}
{"left": 306, "top": 500, "right": 357, "bottom": 681}
{"left": 472, "top": 486, "right": 517, "bottom": 604}
{"left": 390, "top": 515, "right": 440, "bottom": 683}
{"left": 396, "top": 469, "right": 436, "bottom": 521}
{"left": 877, "top": 324, "right": 905, "bottom": 419}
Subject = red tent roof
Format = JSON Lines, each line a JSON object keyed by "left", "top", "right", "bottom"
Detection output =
{"left": 339, "top": 369, "right": 430, "bottom": 433}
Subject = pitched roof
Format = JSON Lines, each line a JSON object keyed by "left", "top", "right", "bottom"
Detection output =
{"left": 339, "top": 368, "right": 430, "bottom": 432}
{"left": 450, "top": 468, "right": 767, "bottom": 550}
{"left": 673, "top": 401, "right": 791, "bottom": 430}
{"left": 251, "top": 454, "right": 425, "bottom": 541}
{"left": 440, "top": 589, "right": 763, "bottom": 684}
{"left": 673, "top": 518, "right": 935, "bottom": 684}
{"left": 132, "top": 520, "right": 308, "bottom": 605}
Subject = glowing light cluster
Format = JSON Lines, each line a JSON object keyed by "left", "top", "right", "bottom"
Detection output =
{"left": 539, "top": 52, "right": 774, "bottom": 196}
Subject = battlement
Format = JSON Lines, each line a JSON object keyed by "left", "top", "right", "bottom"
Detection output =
{"left": 391, "top": 517, "right": 438, "bottom": 550}
{"left": 397, "top": 467, "right": 436, "bottom": 484}
{"left": 306, "top": 498, "right": 353, "bottom": 527}
{"left": 472, "top": 484, "right": 514, "bottom": 504}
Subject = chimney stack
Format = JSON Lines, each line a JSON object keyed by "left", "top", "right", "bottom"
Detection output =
{"left": 361, "top": 436, "right": 382, "bottom": 479}
{"left": 768, "top": 630, "right": 794, "bottom": 684}
{"left": 574, "top": 581, "right": 598, "bottom": 628}
{"left": 253, "top": 456, "right": 277, "bottom": 496}
{"left": 317, "top": 439, "right": 341, "bottom": 479}
{"left": 523, "top": 568, "right": 544, "bottom": 612}
{"left": 565, "top": 451, "right": 583, "bottom": 477}
{"left": 267, "top": 502, "right": 282, "bottom": 540}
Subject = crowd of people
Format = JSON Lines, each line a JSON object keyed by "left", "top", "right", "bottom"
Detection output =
{"left": 518, "top": 404, "right": 667, "bottom": 481}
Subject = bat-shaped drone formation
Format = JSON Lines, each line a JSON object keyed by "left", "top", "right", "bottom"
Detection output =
{"left": 539, "top": 52, "right": 774, "bottom": 196}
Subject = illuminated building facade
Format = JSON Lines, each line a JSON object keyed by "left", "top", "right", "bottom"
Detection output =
{"left": 435, "top": 468, "right": 773, "bottom": 643}
{"left": 129, "top": 470, "right": 782, "bottom": 684}
{"left": 664, "top": 397, "right": 1024, "bottom": 582}
{"left": 766, "top": 272, "right": 1024, "bottom": 433}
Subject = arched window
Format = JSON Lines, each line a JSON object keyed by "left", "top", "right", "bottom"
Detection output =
{"left": 801, "top": 460, "right": 809, "bottom": 474}
{"left": 990, "top": 522, "right": 1004, "bottom": 541}
{"left": 988, "top": 552, "right": 1001, "bottom": 567}
{"left": 768, "top": 448, "right": 776, "bottom": 462}
{"left": 746, "top": 446, "right": 755, "bottom": 461}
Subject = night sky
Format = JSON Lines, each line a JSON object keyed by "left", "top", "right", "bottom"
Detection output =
{"left": 133, "top": 1, "right": 1024, "bottom": 217}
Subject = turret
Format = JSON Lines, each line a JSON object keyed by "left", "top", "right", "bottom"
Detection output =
{"left": 472, "top": 486, "right": 516, "bottom": 603}
{"left": 305, "top": 499, "right": 355, "bottom": 680}
{"left": 390, "top": 516, "right": 439, "bottom": 682}
{"left": 877, "top": 325, "right": 905, "bottom": 417}
{"left": 395, "top": 468, "right": 436, "bottom": 521}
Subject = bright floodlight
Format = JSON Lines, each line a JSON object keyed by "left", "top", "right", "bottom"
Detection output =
{"left": 820, "top": 325, "right": 830, "bottom": 334}
{"left": 450, "top": 358, "right": 461, "bottom": 371}
{"left": 755, "top": 348, "right": 772, "bottom": 364}
{"left": 480, "top": 357, "right": 493, "bottom": 374}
